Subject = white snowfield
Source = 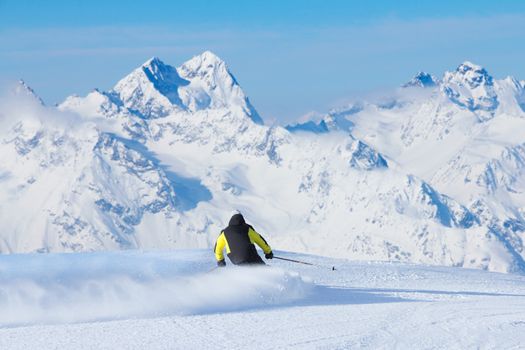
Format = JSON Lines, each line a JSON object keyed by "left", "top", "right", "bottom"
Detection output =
{"left": 1, "top": 250, "right": 524, "bottom": 349}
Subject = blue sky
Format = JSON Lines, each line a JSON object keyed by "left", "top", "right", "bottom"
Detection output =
{"left": 1, "top": 0, "right": 525, "bottom": 123}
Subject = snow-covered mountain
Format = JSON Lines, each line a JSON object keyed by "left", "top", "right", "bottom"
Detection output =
{"left": 308, "top": 61, "right": 525, "bottom": 272}
{"left": 109, "top": 51, "right": 262, "bottom": 123}
{"left": 1, "top": 53, "right": 525, "bottom": 273}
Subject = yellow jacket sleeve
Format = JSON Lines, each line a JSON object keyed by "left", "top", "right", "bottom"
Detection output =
{"left": 214, "top": 232, "right": 227, "bottom": 261}
{"left": 248, "top": 228, "right": 272, "bottom": 254}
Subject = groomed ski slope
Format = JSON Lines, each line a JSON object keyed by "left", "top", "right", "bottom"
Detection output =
{"left": 1, "top": 250, "right": 525, "bottom": 349}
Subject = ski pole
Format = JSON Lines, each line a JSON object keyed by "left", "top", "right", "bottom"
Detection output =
{"left": 273, "top": 256, "right": 314, "bottom": 265}
{"left": 273, "top": 256, "right": 336, "bottom": 270}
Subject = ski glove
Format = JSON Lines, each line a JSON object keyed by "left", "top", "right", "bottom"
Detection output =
{"left": 217, "top": 259, "right": 226, "bottom": 267}
{"left": 265, "top": 251, "right": 274, "bottom": 259}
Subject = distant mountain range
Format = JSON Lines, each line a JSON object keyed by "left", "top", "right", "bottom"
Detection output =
{"left": 1, "top": 52, "right": 524, "bottom": 273}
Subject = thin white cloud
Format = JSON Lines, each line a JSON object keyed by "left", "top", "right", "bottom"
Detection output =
{"left": 1, "top": 13, "right": 524, "bottom": 58}
{"left": 295, "top": 110, "right": 325, "bottom": 123}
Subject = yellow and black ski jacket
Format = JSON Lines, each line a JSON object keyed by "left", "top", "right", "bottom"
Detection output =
{"left": 214, "top": 214, "right": 272, "bottom": 265}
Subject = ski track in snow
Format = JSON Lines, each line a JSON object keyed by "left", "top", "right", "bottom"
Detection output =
{"left": 1, "top": 250, "right": 525, "bottom": 349}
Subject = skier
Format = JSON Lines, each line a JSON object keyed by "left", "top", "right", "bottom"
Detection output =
{"left": 214, "top": 212, "right": 273, "bottom": 267}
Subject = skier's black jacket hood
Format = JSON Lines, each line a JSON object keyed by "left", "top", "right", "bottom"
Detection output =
{"left": 228, "top": 213, "right": 246, "bottom": 226}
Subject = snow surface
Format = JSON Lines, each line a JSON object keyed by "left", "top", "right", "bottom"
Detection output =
{"left": 1, "top": 250, "right": 525, "bottom": 349}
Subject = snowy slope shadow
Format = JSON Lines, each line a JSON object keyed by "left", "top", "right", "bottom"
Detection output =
{"left": 294, "top": 286, "right": 414, "bottom": 308}
{"left": 346, "top": 287, "right": 525, "bottom": 298}
{"left": 163, "top": 171, "right": 212, "bottom": 211}
{"left": 109, "top": 134, "right": 212, "bottom": 210}
{"left": 269, "top": 285, "right": 525, "bottom": 312}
